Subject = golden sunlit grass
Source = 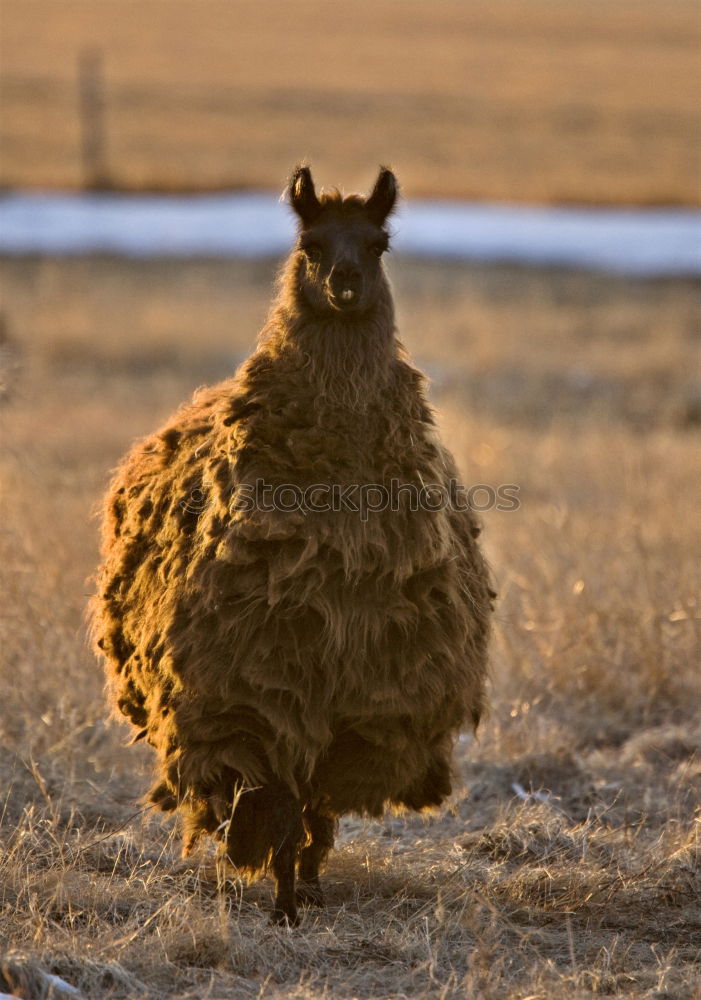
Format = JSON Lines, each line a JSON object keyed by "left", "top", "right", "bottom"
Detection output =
{"left": 1, "top": 254, "right": 699, "bottom": 997}
{"left": 1, "top": 0, "right": 700, "bottom": 204}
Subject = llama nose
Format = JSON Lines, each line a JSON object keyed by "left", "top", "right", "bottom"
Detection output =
{"left": 332, "top": 264, "right": 360, "bottom": 288}
{"left": 330, "top": 264, "right": 361, "bottom": 303}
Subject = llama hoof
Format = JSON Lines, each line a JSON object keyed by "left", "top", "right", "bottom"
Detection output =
{"left": 271, "top": 906, "right": 299, "bottom": 927}
{"left": 296, "top": 880, "right": 325, "bottom": 907}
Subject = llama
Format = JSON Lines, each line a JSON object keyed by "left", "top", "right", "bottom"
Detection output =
{"left": 91, "top": 165, "right": 493, "bottom": 924}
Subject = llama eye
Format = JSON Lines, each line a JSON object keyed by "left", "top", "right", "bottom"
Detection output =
{"left": 369, "top": 240, "right": 388, "bottom": 257}
{"left": 302, "top": 240, "right": 322, "bottom": 261}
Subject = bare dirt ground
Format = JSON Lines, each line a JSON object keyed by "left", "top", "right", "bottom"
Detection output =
{"left": 1, "top": 0, "right": 700, "bottom": 204}
{"left": 1, "top": 254, "right": 700, "bottom": 998}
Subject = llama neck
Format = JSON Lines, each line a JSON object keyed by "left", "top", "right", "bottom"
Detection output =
{"left": 262, "top": 271, "right": 398, "bottom": 413}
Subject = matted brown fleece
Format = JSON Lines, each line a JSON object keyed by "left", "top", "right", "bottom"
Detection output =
{"left": 90, "top": 166, "right": 493, "bottom": 920}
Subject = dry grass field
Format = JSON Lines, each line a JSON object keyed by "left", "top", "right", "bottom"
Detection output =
{"left": 1, "top": 4, "right": 700, "bottom": 993}
{"left": 1, "top": 0, "right": 700, "bottom": 204}
{"left": 0, "top": 252, "right": 700, "bottom": 998}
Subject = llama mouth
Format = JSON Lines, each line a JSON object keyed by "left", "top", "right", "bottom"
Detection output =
{"left": 329, "top": 288, "right": 360, "bottom": 311}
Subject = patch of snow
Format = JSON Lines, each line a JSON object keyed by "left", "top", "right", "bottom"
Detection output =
{"left": 0, "top": 191, "right": 699, "bottom": 275}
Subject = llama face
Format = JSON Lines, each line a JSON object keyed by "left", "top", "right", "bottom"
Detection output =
{"left": 297, "top": 211, "right": 390, "bottom": 315}
{"left": 289, "top": 165, "right": 397, "bottom": 317}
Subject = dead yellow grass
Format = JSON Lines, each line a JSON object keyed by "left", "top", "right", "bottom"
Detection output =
{"left": 1, "top": 0, "right": 700, "bottom": 203}
{"left": 1, "top": 254, "right": 700, "bottom": 997}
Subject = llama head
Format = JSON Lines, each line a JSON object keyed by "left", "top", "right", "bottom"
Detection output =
{"left": 287, "top": 164, "right": 398, "bottom": 316}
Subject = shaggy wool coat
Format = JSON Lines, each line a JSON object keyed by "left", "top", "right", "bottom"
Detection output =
{"left": 91, "top": 210, "right": 492, "bottom": 874}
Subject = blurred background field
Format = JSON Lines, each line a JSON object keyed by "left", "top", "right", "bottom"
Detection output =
{"left": 1, "top": 0, "right": 700, "bottom": 203}
{"left": 1, "top": 2, "right": 700, "bottom": 998}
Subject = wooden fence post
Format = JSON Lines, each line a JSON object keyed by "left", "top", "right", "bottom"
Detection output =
{"left": 78, "top": 49, "right": 110, "bottom": 189}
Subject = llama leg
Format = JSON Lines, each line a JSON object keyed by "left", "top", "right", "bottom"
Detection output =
{"left": 297, "top": 805, "right": 337, "bottom": 907}
{"left": 271, "top": 838, "right": 299, "bottom": 925}
{"left": 223, "top": 781, "right": 305, "bottom": 925}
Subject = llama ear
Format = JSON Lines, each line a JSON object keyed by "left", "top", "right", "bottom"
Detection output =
{"left": 366, "top": 167, "right": 398, "bottom": 225}
{"left": 288, "top": 164, "right": 322, "bottom": 226}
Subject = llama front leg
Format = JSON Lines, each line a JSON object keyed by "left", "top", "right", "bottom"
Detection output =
{"left": 297, "top": 805, "right": 337, "bottom": 907}
{"left": 271, "top": 838, "right": 299, "bottom": 925}
{"left": 223, "top": 781, "right": 305, "bottom": 925}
